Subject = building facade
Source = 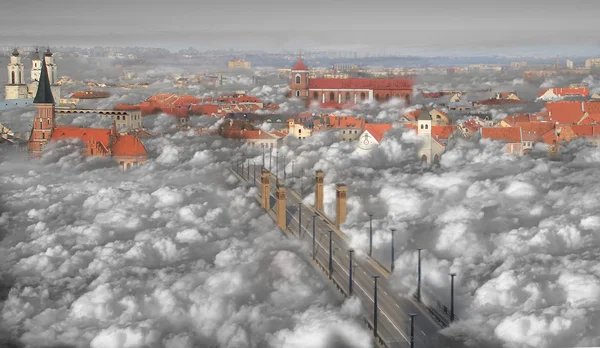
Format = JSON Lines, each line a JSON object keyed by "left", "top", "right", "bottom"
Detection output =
{"left": 228, "top": 59, "right": 251, "bottom": 69}
{"left": 6, "top": 47, "right": 60, "bottom": 103}
{"left": 289, "top": 57, "right": 413, "bottom": 108}
{"left": 27, "top": 56, "right": 146, "bottom": 170}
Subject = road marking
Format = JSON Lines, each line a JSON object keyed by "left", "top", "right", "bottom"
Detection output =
{"left": 421, "top": 331, "right": 426, "bottom": 336}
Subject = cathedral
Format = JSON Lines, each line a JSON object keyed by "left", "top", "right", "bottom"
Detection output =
{"left": 5, "top": 47, "right": 60, "bottom": 103}
{"left": 289, "top": 56, "right": 414, "bottom": 108}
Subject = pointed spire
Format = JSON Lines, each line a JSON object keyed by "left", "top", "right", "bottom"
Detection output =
{"left": 34, "top": 54, "right": 55, "bottom": 104}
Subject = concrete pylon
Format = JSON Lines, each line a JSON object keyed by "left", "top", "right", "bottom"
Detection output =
{"left": 315, "top": 170, "right": 324, "bottom": 212}
{"left": 276, "top": 184, "right": 287, "bottom": 230}
{"left": 335, "top": 183, "right": 347, "bottom": 227}
{"left": 261, "top": 168, "right": 270, "bottom": 209}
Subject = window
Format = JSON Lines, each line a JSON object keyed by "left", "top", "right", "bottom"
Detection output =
{"left": 117, "top": 115, "right": 120, "bottom": 120}
{"left": 11, "top": 71, "right": 15, "bottom": 84}
{"left": 296, "top": 90, "right": 300, "bottom": 97}
{"left": 345, "top": 92, "right": 351, "bottom": 102}
{"left": 295, "top": 74, "right": 301, "bottom": 84}
{"left": 329, "top": 92, "right": 335, "bottom": 101}
{"left": 385, "top": 94, "right": 390, "bottom": 101}
{"left": 360, "top": 92, "right": 366, "bottom": 101}
{"left": 375, "top": 94, "right": 380, "bottom": 101}
{"left": 405, "top": 94, "right": 411, "bottom": 105}
{"left": 343, "top": 130, "right": 346, "bottom": 134}
{"left": 313, "top": 92, "right": 318, "bottom": 100}
{"left": 42, "top": 133, "right": 44, "bottom": 139}
{"left": 47, "top": 119, "right": 50, "bottom": 124}
{"left": 420, "top": 124, "right": 423, "bottom": 129}
{"left": 298, "top": 129, "right": 302, "bottom": 134}
{"left": 425, "top": 124, "right": 429, "bottom": 129}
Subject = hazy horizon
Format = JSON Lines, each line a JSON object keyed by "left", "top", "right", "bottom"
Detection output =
{"left": 1, "top": 0, "right": 599, "bottom": 56}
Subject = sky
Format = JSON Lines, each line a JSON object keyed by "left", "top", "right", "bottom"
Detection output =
{"left": 1, "top": 0, "right": 600, "bottom": 56}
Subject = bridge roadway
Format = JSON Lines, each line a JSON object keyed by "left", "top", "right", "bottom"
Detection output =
{"left": 237, "top": 164, "right": 443, "bottom": 348}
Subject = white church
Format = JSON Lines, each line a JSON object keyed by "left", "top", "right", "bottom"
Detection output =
{"left": 5, "top": 47, "right": 60, "bottom": 103}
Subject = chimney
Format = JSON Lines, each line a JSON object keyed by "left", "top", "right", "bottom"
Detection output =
{"left": 335, "top": 183, "right": 348, "bottom": 227}
{"left": 315, "top": 170, "right": 324, "bottom": 211}
{"left": 276, "top": 183, "right": 287, "bottom": 230}
{"left": 261, "top": 168, "right": 270, "bottom": 209}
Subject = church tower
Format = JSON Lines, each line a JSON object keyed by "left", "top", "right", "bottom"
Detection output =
{"left": 290, "top": 53, "right": 309, "bottom": 104}
{"left": 31, "top": 48, "right": 42, "bottom": 82}
{"left": 5, "top": 48, "right": 28, "bottom": 99}
{"left": 27, "top": 55, "right": 55, "bottom": 154}
{"left": 417, "top": 108, "right": 433, "bottom": 164}
{"left": 43, "top": 48, "right": 61, "bottom": 103}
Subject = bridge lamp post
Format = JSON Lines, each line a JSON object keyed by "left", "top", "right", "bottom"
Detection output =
{"left": 283, "top": 155, "right": 286, "bottom": 180}
{"left": 298, "top": 202, "right": 302, "bottom": 238}
{"left": 408, "top": 313, "right": 417, "bottom": 348}
{"left": 348, "top": 249, "right": 354, "bottom": 296}
{"left": 253, "top": 161, "right": 256, "bottom": 183}
{"left": 312, "top": 215, "right": 316, "bottom": 260}
{"left": 269, "top": 148, "right": 272, "bottom": 172}
{"left": 368, "top": 213, "right": 373, "bottom": 257}
{"left": 450, "top": 273, "right": 456, "bottom": 323}
{"left": 390, "top": 228, "right": 396, "bottom": 272}
{"left": 417, "top": 248, "right": 422, "bottom": 303}
{"left": 328, "top": 230, "right": 333, "bottom": 279}
{"left": 372, "top": 275, "right": 380, "bottom": 338}
{"left": 246, "top": 158, "right": 250, "bottom": 179}
{"left": 262, "top": 144, "right": 265, "bottom": 169}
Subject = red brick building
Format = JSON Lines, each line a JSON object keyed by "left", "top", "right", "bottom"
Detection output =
{"left": 289, "top": 57, "right": 414, "bottom": 108}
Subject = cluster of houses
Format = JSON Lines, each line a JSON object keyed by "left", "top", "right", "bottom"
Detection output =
{"left": 114, "top": 91, "right": 279, "bottom": 124}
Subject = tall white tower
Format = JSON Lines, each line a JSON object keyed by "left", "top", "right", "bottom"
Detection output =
{"left": 5, "top": 48, "right": 28, "bottom": 99}
{"left": 417, "top": 109, "right": 433, "bottom": 164}
{"left": 43, "top": 48, "right": 60, "bottom": 103}
{"left": 31, "top": 48, "right": 41, "bottom": 82}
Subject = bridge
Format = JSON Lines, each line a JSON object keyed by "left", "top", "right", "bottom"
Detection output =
{"left": 231, "top": 161, "right": 463, "bottom": 348}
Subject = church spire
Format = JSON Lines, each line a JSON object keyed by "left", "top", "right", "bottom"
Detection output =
{"left": 33, "top": 53, "right": 54, "bottom": 104}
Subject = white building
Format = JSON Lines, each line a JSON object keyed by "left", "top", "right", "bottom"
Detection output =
{"left": 5, "top": 49, "right": 28, "bottom": 99}
{"left": 5, "top": 47, "right": 60, "bottom": 103}
{"left": 416, "top": 109, "right": 455, "bottom": 165}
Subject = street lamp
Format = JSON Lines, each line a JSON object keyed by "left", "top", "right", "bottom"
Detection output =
{"left": 417, "top": 249, "right": 422, "bottom": 302}
{"left": 328, "top": 230, "right": 333, "bottom": 279}
{"left": 247, "top": 158, "right": 250, "bottom": 179}
{"left": 253, "top": 161, "right": 256, "bottom": 183}
{"left": 408, "top": 313, "right": 417, "bottom": 348}
{"left": 450, "top": 273, "right": 456, "bottom": 323}
{"left": 368, "top": 213, "right": 373, "bottom": 257}
{"left": 283, "top": 155, "right": 286, "bottom": 180}
{"left": 348, "top": 249, "right": 354, "bottom": 296}
{"left": 269, "top": 148, "right": 272, "bottom": 171}
{"left": 372, "top": 275, "right": 380, "bottom": 338}
{"left": 312, "top": 215, "right": 316, "bottom": 259}
{"left": 298, "top": 202, "right": 302, "bottom": 238}
{"left": 391, "top": 228, "right": 396, "bottom": 272}
{"left": 262, "top": 144, "right": 265, "bottom": 169}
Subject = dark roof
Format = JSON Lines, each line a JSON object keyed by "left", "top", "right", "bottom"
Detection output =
{"left": 33, "top": 56, "right": 54, "bottom": 104}
{"left": 418, "top": 109, "right": 432, "bottom": 121}
{"left": 12, "top": 48, "right": 19, "bottom": 57}
{"left": 44, "top": 47, "right": 53, "bottom": 57}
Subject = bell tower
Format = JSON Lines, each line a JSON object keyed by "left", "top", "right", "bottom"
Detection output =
{"left": 31, "top": 48, "right": 42, "bottom": 82}
{"left": 28, "top": 55, "right": 56, "bottom": 154}
{"left": 5, "top": 48, "right": 28, "bottom": 99}
{"left": 290, "top": 52, "right": 309, "bottom": 104}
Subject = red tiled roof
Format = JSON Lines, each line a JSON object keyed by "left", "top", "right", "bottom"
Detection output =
{"left": 579, "top": 113, "right": 600, "bottom": 125}
{"left": 292, "top": 59, "right": 308, "bottom": 71}
{"left": 545, "top": 101, "right": 585, "bottom": 124}
{"left": 481, "top": 127, "right": 522, "bottom": 143}
{"left": 569, "top": 125, "right": 600, "bottom": 138}
{"left": 308, "top": 78, "right": 413, "bottom": 90}
{"left": 475, "top": 99, "right": 522, "bottom": 106}
{"left": 537, "top": 87, "right": 589, "bottom": 97}
{"left": 364, "top": 123, "right": 393, "bottom": 142}
{"left": 517, "top": 122, "right": 555, "bottom": 141}
{"left": 111, "top": 135, "right": 147, "bottom": 157}
{"left": 432, "top": 125, "right": 456, "bottom": 140}
{"left": 52, "top": 126, "right": 111, "bottom": 145}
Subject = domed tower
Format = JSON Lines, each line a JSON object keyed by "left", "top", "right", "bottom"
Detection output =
{"left": 290, "top": 54, "right": 309, "bottom": 104}
{"left": 5, "top": 48, "right": 28, "bottom": 99}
